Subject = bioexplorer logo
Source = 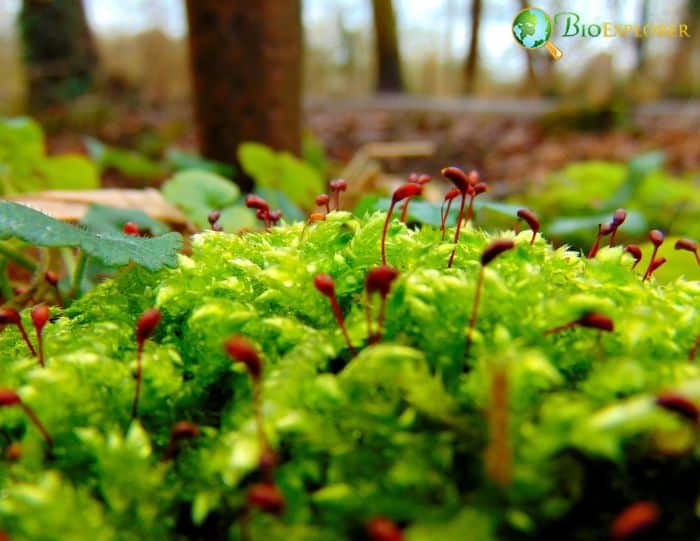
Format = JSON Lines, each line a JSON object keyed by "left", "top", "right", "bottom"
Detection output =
{"left": 512, "top": 7, "right": 692, "bottom": 61}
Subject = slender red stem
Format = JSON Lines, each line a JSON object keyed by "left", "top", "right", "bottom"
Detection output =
{"left": 441, "top": 197, "right": 455, "bottom": 240}
{"left": 381, "top": 201, "right": 398, "bottom": 266}
{"left": 328, "top": 297, "right": 356, "bottom": 356}
{"left": 465, "top": 267, "right": 484, "bottom": 357}
{"left": 400, "top": 197, "right": 411, "bottom": 223}
{"left": 690, "top": 335, "right": 699, "bottom": 361}
{"left": 465, "top": 194, "right": 476, "bottom": 224}
{"left": 448, "top": 193, "right": 467, "bottom": 268}
{"left": 132, "top": 340, "right": 144, "bottom": 418}
{"left": 587, "top": 225, "right": 603, "bottom": 258}
{"left": 20, "top": 403, "right": 52, "bottom": 447}
{"left": 543, "top": 321, "right": 577, "bottom": 335}
{"left": 17, "top": 321, "right": 37, "bottom": 357}
{"left": 642, "top": 245, "right": 660, "bottom": 281}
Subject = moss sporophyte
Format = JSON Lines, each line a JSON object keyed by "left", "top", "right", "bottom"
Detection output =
{"left": 2, "top": 168, "right": 700, "bottom": 540}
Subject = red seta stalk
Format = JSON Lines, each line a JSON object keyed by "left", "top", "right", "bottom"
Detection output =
{"left": 30, "top": 304, "right": 50, "bottom": 368}
{"left": 655, "top": 392, "right": 699, "bottom": 423}
{"left": 608, "top": 209, "right": 627, "bottom": 247}
{"left": 516, "top": 209, "right": 540, "bottom": 245}
{"left": 0, "top": 307, "right": 36, "bottom": 357}
{"left": 465, "top": 240, "right": 515, "bottom": 357}
{"left": 642, "top": 229, "right": 665, "bottom": 282}
{"left": 442, "top": 167, "right": 485, "bottom": 268}
{"left": 132, "top": 308, "right": 161, "bottom": 418}
{"left": 365, "top": 266, "right": 399, "bottom": 344}
{"left": 381, "top": 183, "right": 423, "bottom": 265}
{"left": 0, "top": 389, "right": 52, "bottom": 448}
{"left": 314, "top": 274, "right": 356, "bottom": 355}
{"left": 440, "top": 188, "right": 461, "bottom": 240}
{"left": 689, "top": 335, "right": 699, "bottom": 361}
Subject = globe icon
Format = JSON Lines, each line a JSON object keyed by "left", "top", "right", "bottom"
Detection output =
{"left": 512, "top": 7, "right": 563, "bottom": 59}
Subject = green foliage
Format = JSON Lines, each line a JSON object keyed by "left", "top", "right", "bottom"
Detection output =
{"left": 0, "top": 117, "right": 98, "bottom": 195}
{"left": 161, "top": 169, "right": 257, "bottom": 231}
{"left": 1, "top": 212, "right": 699, "bottom": 540}
{"left": 0, "top": 201, "right": 182, "bottom": 270}
{"left": 509, "top": 153, "right": 700, "bottom": 248}
{"left": 81, "top": 204, "right": 169, "bottom": 237}
{"left": 85, "top": 137, "right": 167, "bottom": 181}
{"left": 238, "top": 142, "right": 324, "bottom": 207}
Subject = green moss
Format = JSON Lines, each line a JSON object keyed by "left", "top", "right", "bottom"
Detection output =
{"left": 1, "top": 212, "right": 699, "bottom": 540}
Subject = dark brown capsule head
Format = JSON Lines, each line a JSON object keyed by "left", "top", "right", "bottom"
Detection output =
{"left": 268, "top": 210, "right": 283, "bottom": 224}
{"left": 123, "top": 222, "right": 140, "bottom": 236}
{"left": 6, "top": 442, "right": 22, "bottom": 462}
{"left": 610, "top": 501, "right": 660, "bottom": 541}
{"left": 329, "top": 178, "right": 348, "bottom": 193}
{"left": 30, "top": 304, "right": 50, "bottom": 335}
{"left": 247, "top": 482, "right": 285, "bottom": 516}
{"left": 0, "top": 307, "right": 21, "bottom": 326}
{"left": 674, "top": 238, "right": 698, "bottom": 253}
{"left": 655, "top": 392, "right": 699, "bottom": 423}
{"left": 649, "top": 229, "right": 664, "bottom": 247}
{"left": 207, "top": 210, "right": 221, "bottom": 226}
{"left": 0, "top": 389, "right": 21, "bottom": 407}
{"left": 136, "top": 308, "right": 161, "bottom": 344}
{"left": 255, "top": 209, "right": 268, "bottom": 221}
{"left": 481, "top": 240, "right": 515, "bottom": 266}
{"left": 578, "top": 312, "right": 614, "bottom": 332}
{"left": 315, "top": 194, "right": 330, "bottom": 207}
{"left": 441, "top": 166, "right": 470, "bottom": 193}
{"left": 600, "top": 223, "right": 614, "bottom": 236}
{"left": 517, "top": 209, "right": 539, "bottom": 230}
{"left": 473, "top": 182, "right": 488, "bottom": 195}
{"left": 366, "top": 516, "right": 404, "bottom": 541}
{"left": 225, "top": 336, "right": 262, "bottom": 379}
{"left": 444, "top": 187, "right": 461, "bottom": 202}
{"left": 612, "top": 209, "right": 627, "bottom": 227}
{"left": 365, "top": 265, "right": 399, "bottom": 298}
{"left": 245, "top": 194, "right": 270, "bottom": 212}
{"left": 313, "top": 274, "right": 336, "bottom": 298}
{"left": 625, "top": 245, "right": 642, "bottom": 262}
{"left": 170, "top": 421, "right": 200, "bottom": 442}
{"left": 212, "top": 224, "right": 223, "bottom": 232}
{"left": 415, "top": 174, "right": 431, "bottom": 185}
{"left": 44, "top": 270, "right": 59, "bottom": 287}
{"left": 391, "top": 183, "right": 423, "bottom": 204}
{"left": 308, "top": 212, "right": 326, "bottom": 223}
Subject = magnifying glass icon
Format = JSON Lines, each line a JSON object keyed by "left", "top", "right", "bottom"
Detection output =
{"left": 512, "top": 7, "right": 563, "bottom": 60}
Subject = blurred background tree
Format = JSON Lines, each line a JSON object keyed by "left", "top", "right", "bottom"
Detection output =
{"left": 19, "top": 0, "right": 98, "bottom": 111}
{"left": 185, "top": 0, "right": 302, "bottom": 189}
{"left": 371, "top": 0, "right": 404, "bottom": 92}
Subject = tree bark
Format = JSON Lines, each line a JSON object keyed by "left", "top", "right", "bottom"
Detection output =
{"left": 185, "top": 0, "right": 303, "bottom": 191}
{"left": 463, "top": 0, "right": 482, "bottom": 93}
{"left": 371, "top": 0, "right": 404, "bottom": 92}
{"left": 18, "top": 0, "right": 98, "bottom": 111}
{"left": 519, "top": 0, "right": 539, "bottom": 94}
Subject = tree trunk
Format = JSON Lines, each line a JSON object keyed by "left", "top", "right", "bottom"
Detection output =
{"left": 185, "top": 0, "right": 302, "bottom": 191}
{"left": 635, "top": 0, "right": 650, "bottom": 73}
{"left": 371, "top": 0, "right": 404, "bottom": 92}
{"left": 463, "top": 0, "right": 482, "bottom": 93}
{"left": 18, "top": 0, "right": 98, "bottom": 111}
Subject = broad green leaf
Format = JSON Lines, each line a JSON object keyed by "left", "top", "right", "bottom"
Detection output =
{"left": 85, "top": 137, "right": 167, "bottom": 180}
{"left": 238, "top": 142, "right": 324, "bottom": 206}
{"left": 165, "top": 148, "right": 235, "bottom": 178}
{"left": 0, "top": 201, "right": 182, "bottom": 270}
{"left": 38, "top": 155, "right": 99, "bottom": 190}
{"left": 161, "top": 170, "right": 240, "bottom": 228}
{"left": 81, "top": 204, "right": 169, "bottom": 236}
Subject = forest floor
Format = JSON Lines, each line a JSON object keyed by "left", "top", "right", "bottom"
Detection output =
{"left": 43, "top": 96, "right": 700, "bottom": 190}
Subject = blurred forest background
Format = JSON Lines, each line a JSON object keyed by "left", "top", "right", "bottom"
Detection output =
{"left": 0, "top": 0, "right": 698, "bottom": 190}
